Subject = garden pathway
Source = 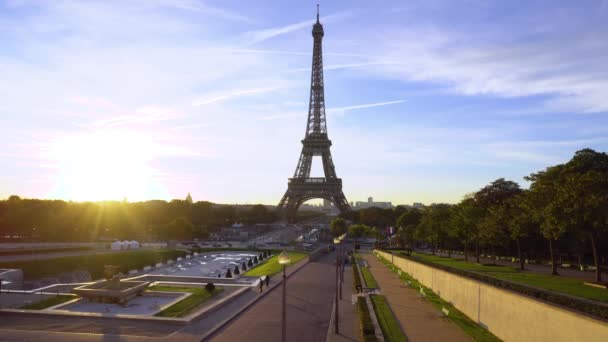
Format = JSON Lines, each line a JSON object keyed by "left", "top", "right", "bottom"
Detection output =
{"left": 361, "top": 251, "right": 471, "bottom": 342}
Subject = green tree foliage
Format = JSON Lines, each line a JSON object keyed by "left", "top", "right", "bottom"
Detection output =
{"left": 528, "top": 149, "right": 608, "bottom": 281}
{"left": 330, "top": 217, "right": 348, "bottom": 237}
{"left": 348, "top": 224, "right": 371, "bottom": 242}
{"left": 449, "top": 196, "right": 483, "bottom": 262}
{"left": 415, "top": 204, "right": 452, "bottom": 254}
{"left": 475, "top": 178, "right": 522, "bottom": 263}
{"left": 396, "top": 208, "right": 421, "bottom": 248}
{"left": 0, "top": 199, "right": 276, "bottom": 242}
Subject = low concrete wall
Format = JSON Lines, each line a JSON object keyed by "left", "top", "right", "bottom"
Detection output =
{"left": 375, "top": 250, "right": 608, "bottom": 342}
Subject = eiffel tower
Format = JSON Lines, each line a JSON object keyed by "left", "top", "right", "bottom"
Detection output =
{"left": 277, "top": 7, "right": 351, "bottom": 222}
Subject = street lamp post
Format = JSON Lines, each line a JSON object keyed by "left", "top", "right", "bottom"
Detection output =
{"left": 278, "top": 250, "right": 291, "bottom": 342}
{"left": 333, "top": 237, "right": 340, "bottom": 334}
{"left": 340, "top": 240, "right": 344, "bottom": 283}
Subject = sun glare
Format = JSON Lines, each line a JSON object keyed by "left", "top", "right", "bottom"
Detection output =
{"left": 48, "top": 130, "right": 169, "bottom": 201}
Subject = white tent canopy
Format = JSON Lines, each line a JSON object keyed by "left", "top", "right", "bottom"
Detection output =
{"left": 111, "top": 240, "right": 124, "bottom": 250}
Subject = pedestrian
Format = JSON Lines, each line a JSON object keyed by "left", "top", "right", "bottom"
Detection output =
{"left": 265, "top": 275, "right": 270, "bottom": 286}
{"left": 259, "top": 277, "right": 264, "bottom": 293}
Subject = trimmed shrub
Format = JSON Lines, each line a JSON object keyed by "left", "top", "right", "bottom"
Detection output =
{"left": 234, "top": 266, "right": 240, "bottom": 275}
{"left": 242, "top": 262, "right": 247, "bottom": 270}
{"left": 248, "top": 259, "right": 253, "bottom": 267}
{"left": 225, "top": 269, "right": 232, "bottom": 278}
{"left": 205, "top": 282, "right": 215, "bottom": 292}
{"left": 254, "top": 256, "right": 259, "bottom": 264}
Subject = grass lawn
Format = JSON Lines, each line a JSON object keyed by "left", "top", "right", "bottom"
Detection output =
{"left": 355, "top": 253, "right": 379, "bottom": 288}
{"left": 357, "top": 297, "right": 379, "bottom": 342}
{"left": 377, "top": 254, "right": 501, "bottom": 342}
{"left": 411, "top": 252, "right": 608, "bottom": 303}
{"left": 244, "top": 251, "right": 307, "bottom": 277}
{"left": 0, "top": 249, "right": 188, "bottom": 280}
{"left": 370, "top": 294, "right": 407, "bottom": 342}
{"left": 19, "top": 295, "right": 76, "bottom": 310}
{"left": 150, "top": 285, "right": 223, "bottom": 317}
{"left": 360, "top": 266, "right": 379, "bottom": 289}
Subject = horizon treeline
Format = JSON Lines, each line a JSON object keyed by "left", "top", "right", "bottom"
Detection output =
{"left": 0, "top": 199, "right": 278, "bottom": 242}
{"left": 341, "top": 148, "right": 608, "bottom": 282}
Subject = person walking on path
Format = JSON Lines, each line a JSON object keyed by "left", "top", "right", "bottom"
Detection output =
{"left": 259, "top": 277, "right": 264, "bottom": 293}
{"left": 265, "top": 274, "right": 270, "bottom": 286}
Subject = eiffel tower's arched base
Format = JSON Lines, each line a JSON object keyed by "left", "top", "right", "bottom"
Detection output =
{"left": 277, "top": 180, "right": 351, "bottom": 223}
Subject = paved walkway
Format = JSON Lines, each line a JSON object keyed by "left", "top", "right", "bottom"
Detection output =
{"left": 328, "top": 251, "right": 359, "bottom": 342}
{"left": 362, "top": 251, "right": 471, "bottom": 342}
{"left": 208, "top": 252, "right": 338, "bottom": 342}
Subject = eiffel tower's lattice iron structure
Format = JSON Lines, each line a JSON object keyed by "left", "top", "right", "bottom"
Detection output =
{"left": 277, "top": 7, "right": 351, "bottom": 222}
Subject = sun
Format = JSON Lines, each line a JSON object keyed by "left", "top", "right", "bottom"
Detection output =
{"left": 48, "top": 129, "right": 169, "bottom": 201}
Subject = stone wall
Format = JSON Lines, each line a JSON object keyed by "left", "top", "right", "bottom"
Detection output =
{"left": 375, "top": 250, "right": 608, "bottom": 342}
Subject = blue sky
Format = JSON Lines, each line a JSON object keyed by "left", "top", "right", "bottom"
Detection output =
{"left": 1, "top": 0, "right": 607, "bottom": 205}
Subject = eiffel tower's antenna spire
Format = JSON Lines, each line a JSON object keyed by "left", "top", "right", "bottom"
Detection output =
{"left": 316, "top": 4, "right": 320, "bottom": 23}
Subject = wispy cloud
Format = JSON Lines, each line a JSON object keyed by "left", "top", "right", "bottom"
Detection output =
{"left": 362, "top": 23, "right": 608, "bottom": 113}
{"left": 192, "top": 87, "right": 281, "bottom": 106}
{"left": 243, "top": 11, "right": 352, "bottom": 44}
{"left": 329, "top": 100, "right": 405, "bottom": 115}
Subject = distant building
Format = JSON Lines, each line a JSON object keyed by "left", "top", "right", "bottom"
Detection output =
{"left": 185, "top": 193, "right": 193, "bottom": 204}
{"left": 354, "top": 197, "right": 393, "bottom": 209}
{"left": 323, "top": 199, "right": 332, "bottom": 208}
{"left": 412, "top": 202, "right": 424, "bottom": 209}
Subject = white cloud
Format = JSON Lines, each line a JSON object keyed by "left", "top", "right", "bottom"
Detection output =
{"left": 360, "top": 26, "right": 608, "bottom": 113}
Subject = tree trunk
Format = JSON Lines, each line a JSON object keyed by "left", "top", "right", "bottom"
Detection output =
{"left": 448, "top": 249, "right": 452, "bottom": 258}
{"left": 589, "top": 232, "right": 602, "bottom": 283}
{"left": 549, "top": 239, "right": 558, "bottom": 275}
{"left": 475, "top": 240, "right": 480, "bottom": 263}
{"left": 516, "top": 238, "right": 524, "bottom": 271}
{"left": 464, "top": 241, "right": 469, "bottom": 262}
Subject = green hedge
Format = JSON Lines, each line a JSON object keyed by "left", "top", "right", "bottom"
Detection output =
{"left": 353, "top": 257, "right": 362, "bottom": 290}
{"left": 370, "top": 294, "right": 407, "bottom": 342}
{"left": 0, "top": 246, "right": 94, "bottom": 256}
{"left": 386, "top": 250, "right": 608, "bottom": 322}
{"left": 0, "top": 249, "right": 188, "bottom": 280}
{"left": 357, "top": 296, "right": 378, "bottom": 342}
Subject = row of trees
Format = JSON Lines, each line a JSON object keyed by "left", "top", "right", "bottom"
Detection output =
{"left": 342, "top": 149, "right": 608, "bottom": 283}
{"left": 0, "top": 198, "right": 277, "bottom": 241}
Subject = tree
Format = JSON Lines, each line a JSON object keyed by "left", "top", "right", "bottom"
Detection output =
{"left": 396, "top": 208, "right": 421, "bottom": 249}
{"left": 330, "top": 217, "right": 348, "bottom": 237}
{"left": 526, "top": 164, "right": 567, "bottom": 275}
{"left": 505, "top": 192, "right": 537, "bottom": 270}
{"left": 348, "top": 224, "right": 370, "bottom": 242}
{"left": 167, "top": 217, "right": 195, "bottom": 240}
{"left": 449, "top": 196, "right": 483, "bottom": 262}
{"left": 550, "top": 149, "right": 608, "bottom": 281}
{"left": 415, "top": 204, "right": 452, "bottom": 255}
{"left": 474, "top": 179, "right": 522, "bottom": 262}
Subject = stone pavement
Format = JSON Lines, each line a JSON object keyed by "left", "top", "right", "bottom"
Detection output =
{"left": 208, "top": 251, "right": 338, "bottom": 342}
{"left": 362, "top": 251, "right": 472, "bottom": 342}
